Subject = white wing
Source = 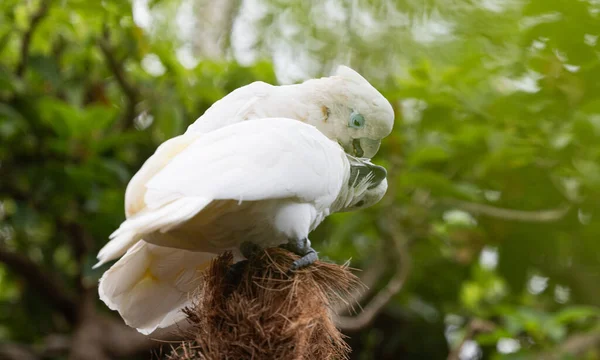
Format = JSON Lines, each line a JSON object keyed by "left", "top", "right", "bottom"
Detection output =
{"left": 185, "top": 81, "right": 273, "bottom": 134}
{"left": 93, "top": 133, "right": 206, "bottom": 267}
{"left": 146, "top": 118, "right": 347, "bottom": 207}
{"left": 124, "top": 133, "right": 204, "bottom": 217}
{"left": 98, "top": 241, "right": 215, "bottom": 334}
{"left": 127, "top": 80, "right": 274, "bottom": 216}
{"left": 96, "top": 118, "right": 347, "bottom": 266}
{"left": 97, "top": 119, "right": 351, "bottom": 335}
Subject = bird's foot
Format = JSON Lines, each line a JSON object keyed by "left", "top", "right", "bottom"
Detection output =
{"left": 240, "top": 241, "right": 262, "bottom": 260}
{"left": 225, "top": 241, "right": 262, "bottom": 288}
{"left": 280, "top": 237, "right": 318, "bottom": 271}
{"left": 290, "top": 248, "right": 318, "bottom": 270}
{"left": 225, "top": 259, "right": 248, "bottom": 288}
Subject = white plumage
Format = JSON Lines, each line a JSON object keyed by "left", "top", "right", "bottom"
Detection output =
{"left": 186, "top": 65, "right": 394, "bottom": 158}
{"left": 97, "top": 118, "right": 387, "bottom": 334}
{"left": 107, "top": 65, "right": 394, "bottom": 259}
{"left": 124, "top": 66, "right": 393, "bottom": 217}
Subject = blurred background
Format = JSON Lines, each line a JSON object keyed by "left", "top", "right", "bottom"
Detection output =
{"left": 1, "top": 0, "right": 600, "bottom": 359}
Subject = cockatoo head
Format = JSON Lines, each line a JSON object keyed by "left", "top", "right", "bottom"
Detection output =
{"left": 310, "top": 65, "right": 395, "bottom": 159}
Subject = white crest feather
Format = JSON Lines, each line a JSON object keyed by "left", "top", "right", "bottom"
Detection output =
{"left": 334, "top": 65, "right": 370, "bottom": 85}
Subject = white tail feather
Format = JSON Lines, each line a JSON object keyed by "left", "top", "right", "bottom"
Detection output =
{"left": 93, "top": 230, "right": 141, "bottom": 269}
{"left": 98, "top": 241, "right": 215, "bottom": 335}
{"left": 94, "top": 197, "right": 212, "bottom": 268}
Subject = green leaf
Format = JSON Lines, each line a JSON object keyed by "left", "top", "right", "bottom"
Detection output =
{"left": 397, "top": 170, "right": 480, "bottom": 200}
{"left": 552, "top": 306, "right": 600, "bottom": 325}
{"left": 406, "top": 145, "right": 450, "bottom": 167}
{"left": 37, "top": 98, "right": 118, "bottom": 140}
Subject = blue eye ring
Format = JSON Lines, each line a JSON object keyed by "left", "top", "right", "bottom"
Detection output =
{"left": 349, "top": 111, "right": 365, "bottom": 128}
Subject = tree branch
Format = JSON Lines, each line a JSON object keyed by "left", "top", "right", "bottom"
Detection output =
{"left": 69, "top": 313, "right": 161, "bottom": 360}
{"left": 15, "top": 0, "right": 51, "bottom": 77}
{"left": 59, "top": 221, "right": 93, "bottom": 294}
{"left": 0, "top": 246, "right": 77, "bottom": 323}
{"left": 334, "top": 248, "right": 387, "bottom": 316}
{"left": 446, "top": 319, "right": 496, "bottom": 360}
{"left": 444, "top": 199, "right": 570, "bottom": 223}
{"left": 0, "top": 315, "right": 177, "bottom": 360}
{"left": 222, "top": 0, "right": 243, "bottom": 57}
{"left": 541, "top": 328, "right": 600, "bottom": 359}
{"left": 98, "top": 28, "right": 139, "bottom": 130}
{"left": 335, "top": 221, "right": 411, "bottom": 331}
{"left": 0, "top": 344, "right": 39, "bottom": 360}
{"left": 69, "top": 290, "right": 181, "bottom": 360}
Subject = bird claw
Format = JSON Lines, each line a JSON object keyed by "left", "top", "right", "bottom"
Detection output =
{"left": 290, "top": 249, "right": 318, "bottom": 271}
{"left": 240, "top": 241, "right": 262, "bottom": 259}
{"left": 280, "top": 237, "right": 318, "bottom": 272}
{"left": 226, "top": 241, "right": 263, "bottom": 288}
{"left": 225, "top": 259, "right": 248, "bottom": 288}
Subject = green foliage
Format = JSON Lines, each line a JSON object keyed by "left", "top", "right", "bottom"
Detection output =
{"left": 252, "top": 0, "right": 600, "bottom": 357}
{"left": 1, "top": 0, "right": 599, "bottom": 359}
{"left": 0, "top": 0, "right": 277, "bottom": 353}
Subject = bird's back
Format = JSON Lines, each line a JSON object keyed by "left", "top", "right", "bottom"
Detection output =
{"left": 185, "top": 81, "right": 274, "bottom": 134}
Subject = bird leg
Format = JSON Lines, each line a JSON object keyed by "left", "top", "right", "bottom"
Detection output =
{"left": 281, "top": 237, "right": 318, "bottom": 270}
{"left": 225, "top": 242, "right": 263, "bottom": 286}
{"left": 225, "top": 260, "right": 247, "bottom": 288}
{"left": 240, "top": 241, "right": 263, "bottom": 259}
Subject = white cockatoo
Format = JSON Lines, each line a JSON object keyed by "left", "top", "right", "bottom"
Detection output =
{"left": 97, "top": 118, "right": 388, "bottom": 334}
{"left": 186, "top": 65, "right": 395, "bottom": 159}
{"left": 98, "top": 65, "right": 394, "bottom": 264}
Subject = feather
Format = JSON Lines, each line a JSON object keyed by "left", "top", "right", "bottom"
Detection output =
{"left": 97, "top": 118, "right": 388, "bottom": 335}
{"left": 125, "top": 133, "right": 203, "bottom": 217}
{"left": 185, "top": 81, "right": 273, "bottom": 134}
{"left": 97, "top": 119, "right": 346, "bottom": 267}
{"left": 98, "top": 241, "right": 214, "bottom": 335}
{"left": 95, "top": 197, "right": 211, "bottom": 267}
{"left": 145, "top": 119, "right": 347, "bottom": 206}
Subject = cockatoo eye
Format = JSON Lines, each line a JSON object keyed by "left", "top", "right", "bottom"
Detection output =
{"left": 349, "top": 111, "right": 365, "bottom": 128}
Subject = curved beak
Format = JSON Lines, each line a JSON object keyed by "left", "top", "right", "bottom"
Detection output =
{"left": 352, "top": 138, "right": 381, "bottom": 159}
{"left": 352, "top": 139, "right": 364, "bottom": 157}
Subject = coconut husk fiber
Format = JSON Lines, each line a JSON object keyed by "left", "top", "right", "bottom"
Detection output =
{"left": 167, "top": 248, "right": 362, "bottom": 360}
